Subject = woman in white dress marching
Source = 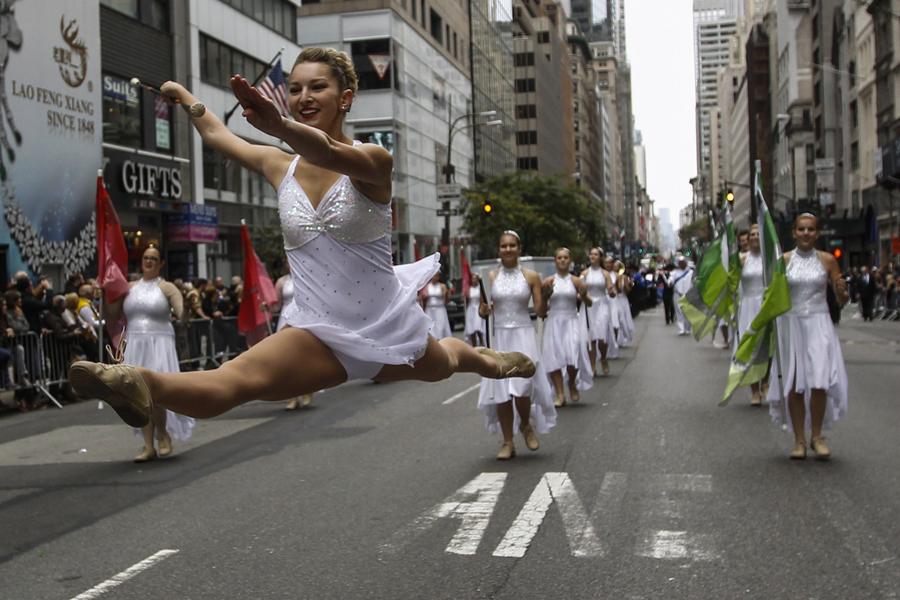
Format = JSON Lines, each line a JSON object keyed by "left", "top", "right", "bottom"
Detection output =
{"left": 275, "top": 271, "right": 312, "bottom": 410}
{"left": 464, "top": 273, "right": 485, "bottom": 346}
{"left": 107, "top": 246, "right": 195, "bottom": 462}
{"left": 478, "top": 231, "right": 556, "bottom": 460}
{"left": 582, "top": 248, "right": 616, "bottom": 375}
{"left": 614, "top": 260, "right": 635, "bottom": 346}
{"left": 70, "top": 48, "right": 532, "bottom": 426}
{"left": 604, "top": 256, "right": 622, "bottom": 359}
{"left": 542, "top": 248, "right": 593, "bottom": 407}
{"left": 736, "top": 224, "right": 767, "bottom": 406}
{"left": 767, "top": 214, "right": 849, "bottom": 459}
{"left": 422, "top": 273, "right": 452, "bottom": 340}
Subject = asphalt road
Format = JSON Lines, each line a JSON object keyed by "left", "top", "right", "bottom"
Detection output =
{"left": 1, "top": 308, "right": 898, "bottom": 599}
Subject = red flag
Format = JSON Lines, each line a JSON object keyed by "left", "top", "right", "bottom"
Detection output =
{"left": 237, "top": 223, "right": 278, "bottom": 345}
{"left": 460, "top": 250, "right": 472, "bottom": 298}
{"left": 96, "top": 172, "right": 129, "bottom": 303}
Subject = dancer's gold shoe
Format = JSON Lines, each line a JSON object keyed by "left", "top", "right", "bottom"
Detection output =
{"left": 69, "top": 361, "right": 152, "bottom": 427}
{"left": 475, "top": 348, "right": 535, "bottom": 378}
{"left": 810, "top": 437, "right": 831, "bottom": 460}
{"left": 496, "top": 441, "right": 516, "bottom": 460}
{"left": 554, "top": 394, "right": 566, "bottom": 408}
{"left": 601, "top": 359, "right": 610, "bottom": 376}
{"left": 569, "top": 387, "right": 580, "bottom": 403}
{"left": 134, "top": 447, "right": 157, "bottom": 463}
{"left": 521, "top": 424, "right": 540, "bottom": 451}
{"left": 789, "top": 441, "right": 807, "bottom": 460}
{"left": 751, "top": 391, "right": 762, "bottom": 406}
{"left": 157, "top": 434, "right": 173, "bottom": 457}
{"left": 299, "top": 394, "right": 313, "bottom": 407}
{"left": 285, "top": 398, "right": 299, "bottom": 411}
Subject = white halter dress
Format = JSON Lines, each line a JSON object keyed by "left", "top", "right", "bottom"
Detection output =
{"left": 464, "top": 285, "right": 484, "bottom": 338}
{"left": 478, "top": 267, "right": 556, "bottom": 434}
{"left": 737, "top": 252, "right": 763, "bottom": 341}
{"left": 585, "top": 267, "right": 619, "bottom": 359}
{"left": 276, "top": 276, "right": 294, "bottom": 331}
{"left": 423, "top": 283, "right": 452, "bottom": 339}
{"left": 615, "top": 276, "right": 635, "bottom": 346}
{"left": 123, "top": 278, "right": 195, "bottom": 441}
{"left": 767, "top": 249, "right": 848, "bottom": 429}
{"left": 278, "top": 149, "right": 439, "bottom": 379}
{"left": 541, "top": 274, "right": 593, "bottom": 391}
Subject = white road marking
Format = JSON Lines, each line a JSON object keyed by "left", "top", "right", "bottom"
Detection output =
{"left": 635, "top": 530, "right": 720, "bottom": 561}
{"left": 493, "top": 472, "right": 606, "bottom": 558}
{"left": 442, "top": 383, "right": 481, "bottom": 405}
{"left": 70, "top": 549, "right": 179, "bottom": 600}
{"left": 651, "top": 474, "right": 713, "bottom": 493}
{"left": 381, "top": 473, "right": 507, "bottom": 555}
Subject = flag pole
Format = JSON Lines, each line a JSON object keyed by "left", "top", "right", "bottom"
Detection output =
{"left": 755, "top": 160, "right": 788, "bottom": 430}
{"left": 224, "top": 47, "right": 286, "bottom": 125}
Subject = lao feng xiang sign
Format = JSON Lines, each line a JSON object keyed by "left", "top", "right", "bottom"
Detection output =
{"left": 0, "top": 1, "right": 102, "bottom": 276}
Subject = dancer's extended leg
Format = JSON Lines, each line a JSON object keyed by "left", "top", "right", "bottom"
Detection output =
{"left": 374, "top": 336, "right": 514, "bottom": 383}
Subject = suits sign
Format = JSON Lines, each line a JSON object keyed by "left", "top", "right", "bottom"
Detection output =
{"left": 0, "top": 1, "right": 101, "bottom": 276}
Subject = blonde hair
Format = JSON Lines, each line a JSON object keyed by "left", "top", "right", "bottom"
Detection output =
{"left": 293, "top": 47, "right": 359, "bottom": 94}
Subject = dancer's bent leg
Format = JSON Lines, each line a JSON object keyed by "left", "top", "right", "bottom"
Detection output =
{"left": 142, "top": 328, "right": 348, "bottom": 419}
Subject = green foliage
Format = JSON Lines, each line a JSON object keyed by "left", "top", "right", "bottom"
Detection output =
{"left": 678, "top": 217, "right": 710, "bottom": 244}
{"left": 462, "top": 172, "right": 605, "bottom": 258}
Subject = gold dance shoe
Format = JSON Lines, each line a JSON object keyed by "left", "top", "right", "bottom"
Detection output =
{"left": 299, "top": 394, "right": 314, "bottom": 407}
{"left": 554, "top": 394, "right": 566, "bottom": 408}
{"left": 601, "top": 359, "right": 610, "bottom": 376}
{"left": 69, "top": 361, "right": 152, "bottom": 428}
{"left": 521, "top": 424, "right": 540, "bottom": 451}
{"left": 751, "top": 391, "right": 762, "bottom": 406}
{"left": 789, "top": 441, "right": 807, "bottom": 460}
{"left": 285, "top": 398, "right": 300, "bottom": 411}
{"left": 810, "top": 437, "right": 831, "bottom": 460}
{"left": 476, "top": 348, "right": 535, "bottom": 379}
{"left": 496, "top": 441, "right": 516, "bottom": 461}
{"left": 569, "top": 387, "right": 581, "bottom": 403}
{"left": 157, "top": 434, "right": 173, "bottom": 458}
{"left": 134, "top": 447, "right": 157, "bottom": 463}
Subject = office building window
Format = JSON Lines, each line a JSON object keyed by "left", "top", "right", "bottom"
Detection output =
{"left": 430, "top": 9, "right": 443, "bottom": 44}
{"left": 851, "top": 142, "right": 859, "bottom": 169}
{"left": 515, "top": 104, "right": 537, "bottom": 118}
{"left": 101, "top": 0, "right": 169, "bottom": 31}
{"left": 350, "top": 39, "right": 393, "bottom": 91}
{"left": 537, "top": 31, "right": 550, "bottom": 44}
{"left": 514, "top": 52, "right": 534, "bottom": 67}
{"left": 514, "top": 78, "right": 535, "bottom": 92}
{"left": 102, "top": 73, "right": 142, "bottom": 148}
{"left": 515, "top": 131, "right": 537, "bottom": 145}
{"left": 517, "top": 157, "right": 538, "bottom": 170}
{"left": 200, "top": 34, "right": 267, "bottom": 90}
{"left": 220, "top": 0, "right": 296, "bottom": 39}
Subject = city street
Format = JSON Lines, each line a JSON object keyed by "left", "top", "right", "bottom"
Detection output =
{"left": 1, "top": 309, "right": 898, "bottom": 600}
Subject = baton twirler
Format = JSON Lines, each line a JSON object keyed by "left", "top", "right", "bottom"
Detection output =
{"left": 130, "top": 77, "right": 206, "bottom": 117}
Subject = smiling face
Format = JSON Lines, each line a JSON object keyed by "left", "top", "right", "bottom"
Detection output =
{"left": 288, "top": 61, "right": 354, "bottom": 136}
{"left": 141, "top": 247, "right": 163, "bottom": 280}
{"left": 793, "top": 215, "right": 819, "bottom": 251}
{"left": 749, "top": 224, "right": 760, "bottom": 252}
{"left": 499, "top": 233, "right": 521, "bottom": 267}
{"left": 589, "top": 248, "right": 602, "bottom": 267}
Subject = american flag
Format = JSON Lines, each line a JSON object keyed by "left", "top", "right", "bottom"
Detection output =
{"left": 258, "top": 59, "right": 290, "bottom": 117}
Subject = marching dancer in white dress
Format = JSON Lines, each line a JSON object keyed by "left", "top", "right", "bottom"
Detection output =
{"left": 71, "top": 48, "right": 532, "bottom": 426}
{"left": 464, "top": 274, "right": 485, "bottom": 346}
{"left": 767, "top": 214, "right": 849, "bottom": 460}
{"left": 478, "top": 231, "right": 556, "bottom": 460}
{"left": 736, "top": 224, "right": 767, "bottom": 406}
{"left": 422, "top": 273, "right": 452, "bottom": 340}
{"left": 275, "top": 272, "right": 313, "bottom": 410}
{"left": 542, "top": 248, "right": 593, "bottom": 407}
{"left": 604, "top": 256, "right": 622, "bottom": 358}
{"left": 613, "top": 260, "right": 635, "bottom": 346}
{"left": 582, "top": 248, "right": 616, "bottom": 375}
{"left": 109, "top": 246, "right": 194, "bottom": 462}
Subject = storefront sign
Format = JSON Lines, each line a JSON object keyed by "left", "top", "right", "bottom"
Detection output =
{"left": 167, "top": 204, "right": 218, "bottom": 244}
{"left": 0, "top": 0, "right": 102, "bottom": 275}
{"left": 121, "top": 159, "right": 182, "bottom": 198}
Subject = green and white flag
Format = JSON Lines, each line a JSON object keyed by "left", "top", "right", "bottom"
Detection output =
{"left": 721, "top": 170, "right": 792, "bottom": 405}
{"left": 678, "top": 203, "right": 740, "bottom": 341}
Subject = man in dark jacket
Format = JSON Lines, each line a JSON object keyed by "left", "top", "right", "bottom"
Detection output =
{"left": 15, "top": 275, "right": 51, "bottom": 333}
{"left": 858, "top": 266, "right": 878, "bottom": 321}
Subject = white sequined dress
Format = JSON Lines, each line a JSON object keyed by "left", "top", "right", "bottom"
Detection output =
{"left": 767, "top": 249, "right": 848, "bottom": 429}
{"left": 464, "top": 286, "right": 485, "bottom": 338}
{"left": 423, "top": 283, "right": 452, "bottom": 339}
{"left": 541, "top": 274, "right": 593, "bottom": 391}
{"left": 276, "top": 276, "right": 294, "bottom": 331}
{"left": 278, "top": 148, "right": 439, "bottom": 380}
{"left": 123, "top": 278, "right": 195, "bottom": 441}
{"left": 584, "top": 267, "right": 618, "bottom": 358}
{"left": 737, "top": 251, "right": 763, "bottom": 340}
{"left": 477, "top": 267, "right": 556, "bottom": 434}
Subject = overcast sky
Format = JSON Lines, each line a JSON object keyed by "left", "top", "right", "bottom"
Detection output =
{"left": 624, "top": 0, "right": 697, "bottom": 221}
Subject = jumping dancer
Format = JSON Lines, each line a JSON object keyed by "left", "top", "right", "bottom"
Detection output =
{"left": 478, "top": 231, "right": 556, "bottom": 460}
{"left": 69, "top": 48, "right": 532, "bottom": 424}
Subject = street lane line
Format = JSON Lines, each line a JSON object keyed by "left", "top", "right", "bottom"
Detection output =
{"left": 381, "top": 473, "right": 507, "bottom": 555}
{"left": 71, "top": 549, "right": 179, "bottom": 600}
{"left": 635, "top": 530, "right": 720, "bottom": 560}
{"left": 442, "top": 383, "right": 480, "bottom": 405}
{"left": 493, "top": 472, "right": 604, "bottom": 558}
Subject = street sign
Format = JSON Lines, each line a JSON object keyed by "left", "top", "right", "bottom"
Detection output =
{"left": 436, "top": 208, "right": 461, "bottom": 217}
{"left": 827, "top": 238, "right": 843, "bottom": 247}
{"left": 437, "top": 183, "right": 462, "bottom": 201}
{"left": 815, "top": 158, "right": 835, "bottom": 191}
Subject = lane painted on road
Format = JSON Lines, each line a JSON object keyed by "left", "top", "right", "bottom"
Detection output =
{"left": 70, "top": 549, "right": 179, "bottom": 600}
{"left": 442, "top": 383, "right": 481, "bottom": 405}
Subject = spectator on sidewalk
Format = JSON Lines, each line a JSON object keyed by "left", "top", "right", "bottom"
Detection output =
{"left": 858, "top": 266, "right": 877, "bottom": 321}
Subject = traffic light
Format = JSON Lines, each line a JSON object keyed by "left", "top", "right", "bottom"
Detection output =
{"left": 725, "top": 189, "right": 735, "bottom": 203}
{"left": 832, "top": 247, "right": 843, "bottom": 260}
{"left": 482, "top": 201, "right": 493, "bottom": 215}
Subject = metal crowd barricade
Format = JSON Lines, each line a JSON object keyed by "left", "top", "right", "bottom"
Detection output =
{"left": 178, "top": 315, "right": 252, "bottom": 371}
{"left": 2, "top": 330, "right": 81, "bottom": 409}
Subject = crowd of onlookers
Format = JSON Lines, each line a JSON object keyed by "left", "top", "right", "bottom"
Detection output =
{"left": 846, "top": 264, "right": 899, "bottom": 321}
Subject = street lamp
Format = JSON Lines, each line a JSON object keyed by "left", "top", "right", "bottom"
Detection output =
{"left": 440, "top": 105, "right": 502, "bottom": 277}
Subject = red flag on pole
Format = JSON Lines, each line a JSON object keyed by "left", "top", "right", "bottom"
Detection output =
{"left": 460, "top": 250, "right": 472, "bottom": 298}
{"left": 96, "top": 171, "right": 129, "bottom": 302}
{"left": 237, "top": 222, "right": 278, "bottom": 346}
